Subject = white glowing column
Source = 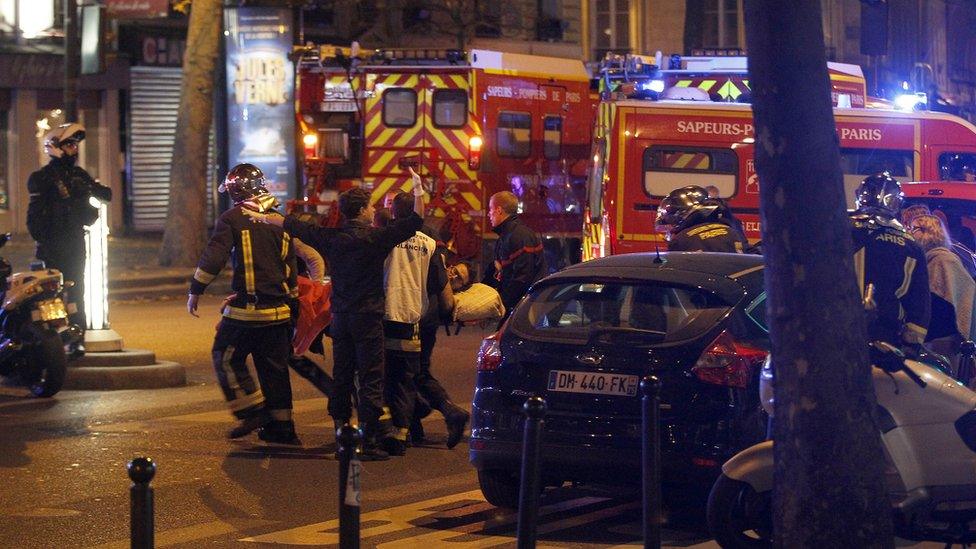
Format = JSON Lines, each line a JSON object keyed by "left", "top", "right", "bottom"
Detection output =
{"left": 84, "top": 197, "right": 109, "bottom": 330}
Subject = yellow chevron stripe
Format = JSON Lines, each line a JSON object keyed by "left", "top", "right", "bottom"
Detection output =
{"left": 450, "top": 74, "right": 467, "bottom": 88}
{"left": 365, "top": 111, "right": 382, "bottom": 137}
{"left": 370, "top": 126, "right": 399, "bottom": 146}
{"left": 369, "top": 150, "right": 399, "bottom": 175}
{"left": 460, "top": 191, "right": 481, "bottom": 211}
{"left": 698, "top": 80, "right": 716, "bottom": 92}
{"left": 369, "top": 178, "right": 400, "bottom": 204}
{"left": 426, "top": 129, "right": 464, "bottom": 160}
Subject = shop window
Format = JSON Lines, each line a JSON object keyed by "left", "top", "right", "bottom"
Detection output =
{"left": 382, "top": 88, "right": 417, "bottom": 127}
{"left": 939, "top": 152, "right": 976, "bottom": 182}
{"left": 433, "top": 89, "right": 467, "bottom": 128}
{"left": 497, "top": 111, "right": 531, "bottom": 158}
{"left": 642, "top": 146, "right": 737, "bottom": 197}
{"left": 543, "top": 116, "right": 562, "bottom": 160}
{"left": 839, "top": 149, "right": 913, "bottom": 209}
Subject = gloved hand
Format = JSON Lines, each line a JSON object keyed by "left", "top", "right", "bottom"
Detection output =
{"left": 408, "top": 166, "right": 426, "bottom": 197}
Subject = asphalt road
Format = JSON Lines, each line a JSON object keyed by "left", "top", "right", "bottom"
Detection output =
{"left": 0, "top": 297, "right": 716, "bottom": 548}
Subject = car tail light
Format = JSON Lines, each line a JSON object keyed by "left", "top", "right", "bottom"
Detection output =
{"left": 468, "top": 135, "right": 483, "bottom": 170}
{"left": 691, "top": 330, "right": 766, "bottom": 388}
{"left": 477, "top": 332, "right": 502, "bottom": 372}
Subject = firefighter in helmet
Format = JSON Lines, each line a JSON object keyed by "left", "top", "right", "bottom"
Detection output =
{"left": 850, "top": 172, "right": 930, "bottom": 346}
{"left": 27, "top": 123, "right": 112, "bottom": 335}
{"left": 187, "top": 163, "right": 301, "bottom": 445}
{"left": 654, "top": 185, "right": 748, "bottom": 253}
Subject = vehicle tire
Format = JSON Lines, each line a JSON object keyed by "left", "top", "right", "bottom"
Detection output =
{"left": 478, "top": 468, "right": 521, "bottom": 509}
{"left": 28, "top": 329, "right": 67, "bottom": 398}
{"left": 706, "top": 474, "right": 772, "bottom": 548}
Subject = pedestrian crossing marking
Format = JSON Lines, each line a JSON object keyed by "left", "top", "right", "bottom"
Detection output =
{"left": 241, "top": 490, "right": 612, "bottom": 546}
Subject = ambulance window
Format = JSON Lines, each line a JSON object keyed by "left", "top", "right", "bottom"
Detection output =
{"left": 433, "top": 89, "right": 467, "bottom": 128}
{"left": 642, "top": 147, "right": 737, "bottom": 197}
{"left": 839, "top": 149, "right": 913, "bottom": 209}
{"left": 544, "top": 116, "right": 562, "bottom": 160}
{"left": 382, "top": 88, "right": 417, "bottom": 127}
{"left": 497, "top": 111, "right": 531, "bottom": 158}
{"left": 939, "top": 152, "right": 976, "bottom": 181}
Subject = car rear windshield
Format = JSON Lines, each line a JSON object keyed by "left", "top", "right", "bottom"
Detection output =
{"left": 511, "top": 281, "right": 733, "bottom": 344}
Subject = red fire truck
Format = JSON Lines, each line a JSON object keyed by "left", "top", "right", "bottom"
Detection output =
{"left": 582, "top": 54, "right": 976, "bottom": 259}
{"left": 294, "top": 46, "right": 596, "bottom": 264}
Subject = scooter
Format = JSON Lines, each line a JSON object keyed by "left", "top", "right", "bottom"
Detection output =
{"left": 0, "top": 234, "right": 83, "bottom": 397}
{"left": 707, "top": 341, "right": 976, "bottom": 547}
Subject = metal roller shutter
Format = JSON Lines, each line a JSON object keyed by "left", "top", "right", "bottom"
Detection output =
{"left": 128, "top": 66, "right": 215, "bottom": 231}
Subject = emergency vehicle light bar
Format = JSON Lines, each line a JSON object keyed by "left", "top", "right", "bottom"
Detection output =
{"left": 371, "top": 48, "right": 466, "bottom": 65}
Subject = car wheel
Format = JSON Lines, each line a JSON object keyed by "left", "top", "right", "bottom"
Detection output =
{"left": 477, "top": 468, "right": 521, "bottom": 509}
{"left": 706, "top": 474, "right": 772, "bottom": 548}
{"left": 28, "top": 329, "right": 67, "bottom": 398}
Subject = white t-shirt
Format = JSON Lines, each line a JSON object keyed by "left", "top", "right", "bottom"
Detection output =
{"left": 383, "top": 231, "right": 435, "bottom": 324}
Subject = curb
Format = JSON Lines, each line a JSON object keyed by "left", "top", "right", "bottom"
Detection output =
{"left": 64, "top": 360, "right": 186, "bottom": 390}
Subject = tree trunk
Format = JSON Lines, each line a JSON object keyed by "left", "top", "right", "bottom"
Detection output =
{"left": 744, "top": 1, "right": 894, "bottom": 547}
{"left": 159, "top": 0, "right": 221, "bottom": 266}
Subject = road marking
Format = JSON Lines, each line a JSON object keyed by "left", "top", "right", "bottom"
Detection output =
{"left": 241, "top": 490, "right": 609, "bottom": 546}
{"left": 87, "top": 518, "right": 274, "bottom": 549}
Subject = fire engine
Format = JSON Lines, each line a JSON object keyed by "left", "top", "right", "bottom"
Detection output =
{"left": 583, "top": 54, "right": 976, "bottom": 259}
{"left": 294, "top": 46, "right": 595, "bottom": 265}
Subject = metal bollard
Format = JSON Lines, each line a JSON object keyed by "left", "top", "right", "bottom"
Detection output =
{"left": 641, "top": 376, "right": 663, "bottom": 549}
{"left": 337, "top": 424, "right": 362, "bottom": 549}
{"left": 127, "top": 457, "right": 155, "bottom": 549}
{"left": 516, "top": 396, "right": 547, "bottom": 549}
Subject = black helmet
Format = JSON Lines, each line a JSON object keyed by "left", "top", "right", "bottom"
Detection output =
{"left": 43, "top": 122, "right": 86, "bottom": 159}
{"left": 220, "top": 163, "right": 269, "bottom": 204}
{"left": 854, "top": 172, "right": 904, "bottom": 219}
{"left": 654, "top": 185, "right": 718, "bottom": 238}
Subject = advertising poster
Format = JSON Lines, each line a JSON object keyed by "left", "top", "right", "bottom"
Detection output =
{"left": 224, "top": 7, "right": 295, "bottom": 202}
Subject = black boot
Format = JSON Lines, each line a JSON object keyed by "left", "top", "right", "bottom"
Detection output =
{"left": 228, "top": 409, "right": 272, "bottom": 439}
{"left": 441, "top": 402, "right": 470, "bottom": 449}
{"left": 409, "top": 415, "right": 426, "bottom": 446}
{"left": 258, "top": 420, "right": 302, "bottom": 446}
{"left": 381, "top": 428, "right": 409, "bottom": 457}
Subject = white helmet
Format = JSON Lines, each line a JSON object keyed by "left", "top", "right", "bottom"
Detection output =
{"left": 44, "top": 123, "right": 86, "bottom": 159}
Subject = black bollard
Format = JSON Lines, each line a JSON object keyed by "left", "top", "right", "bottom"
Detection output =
{"left": 337, "top": 424, "right": 362, "bottom": 549}
{"left": 959, "top": 340, "right": 976, "bottom": 387}
{"left": 127, "top": 457, "right": 155, "bottom": 549}
{"left": 641, "top": 376, "right": 662, "bottom": 549}
{"left": 516, "top": 396, "right": 547, "bottom": 549}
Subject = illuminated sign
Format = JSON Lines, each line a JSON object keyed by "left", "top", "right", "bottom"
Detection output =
{"left": 224, "top": 7, "right": 296, "bottom": 202}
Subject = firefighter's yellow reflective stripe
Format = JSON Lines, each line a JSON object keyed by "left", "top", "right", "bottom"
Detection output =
{"left": 241, "top": 230, "right": 256, "bottom": 308}
{"left": 281, "top": 232, "right": 290, "bottom": 260}
{"left": 853, "top": 248, "right": 866, "bottom": 297}
{"left": 194, "top": 268, "right": 217, "bottom": 285}
{"left": 894, "top": 256, "right": 917, "bottom": 299}
{"left": 379, "top": 406, "right": 393, "bottom": 421}
{"left": 221, "top": 346, "right": 243, "bottom": 400}
{"left": 269, "top": 409, "right": 292, "bottom": 421}
{"left": 228, "top": 388, "right": 265, "bottom": 413}
{"left": 222, "top": 304, "right": 292, "bottom": 322}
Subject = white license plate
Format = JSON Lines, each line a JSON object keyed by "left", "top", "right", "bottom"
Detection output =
{"left": 547, "top": 370, "right": 639, "bottom": 397}
{"left": 32, "top": 299, "right": 68, "bottom": 322}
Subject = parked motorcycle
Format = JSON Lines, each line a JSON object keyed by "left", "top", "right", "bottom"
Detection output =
{"left": 707, "top": 341, "right": 976, "bottom": 547}
{"left": 0, "top": 234, "right": 83, "bottom": 397}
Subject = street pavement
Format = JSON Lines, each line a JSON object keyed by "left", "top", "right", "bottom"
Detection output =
{"left": 0, "top": 296, "right": 728, "bottom": 548}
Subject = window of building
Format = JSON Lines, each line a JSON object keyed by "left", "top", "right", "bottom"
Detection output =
{"left": 432, "top": 89, "right": 467, "bottom": 128}
{"left": 497, "top": 111, "right": 531, "bottom": 158}
{"left": 642, "top": 146, "right": 737, "bottom": 197}
{"left": 543, "top": 115, "right": 562, "bottom": 160}
{"left": 702, "top": 0, "right": 742, "bottom": 49}
{"left": 592, "top": 0, "right": 630, "bottom": 60}
{"left": 939, "top": 152, "right": 976, "bottom": 182}
{"left": 838, "top": 149, "right": 914, "bottom": 209}
{"left": 382, "top": 88, "right": 417, "bottom": 127}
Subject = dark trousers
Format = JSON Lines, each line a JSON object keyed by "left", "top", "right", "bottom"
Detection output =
{"left": 385, "top": 349, "right": 420, "bottom": 429}
{"left": 38, "top": 242, "right": 86, "bottom": 329}
{"left": 415, "top": 321, "right": 451, "bottom": 411}
{"left": 329, "top": 312, "right": 385, "bottom": 431}
{"left": 212, "top": 321, "right": 293, "bottom": 421}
